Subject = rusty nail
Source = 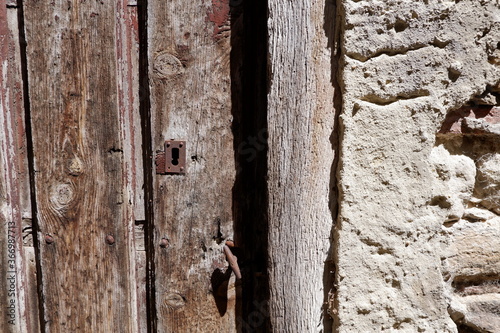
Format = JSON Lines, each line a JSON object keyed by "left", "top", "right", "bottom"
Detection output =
{"left": 106, "top": 235, "right": 115, "bottom": 245}
{"left": 223, "top": 245, "right": 242, "bottom": 280}
{"left": 159, "top": 238, "right": 169, "bottom": 248}
{"left": 44, "top": 234, "right": 54, "bottom": 244}
{"left": 225, "top": 240, "right": 235, "bottom": 247}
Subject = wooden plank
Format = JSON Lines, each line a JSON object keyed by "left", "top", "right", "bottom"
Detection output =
{"left": 23, "top": 1, "right": 142, "bottom": 331}
{"left": 0, "top": 4, "right": 39, "bottom": 332}
{"left": 115, "top": 0, "right": 145, "bottom": 223}
{"left": 148, "top": 0, "right": 236, "bottom": 331}
{"left": 267, "top": 0, "right": 338, "bottom": 331}
{"left": 114, "top": 2, "right": 146, "bottom": 332}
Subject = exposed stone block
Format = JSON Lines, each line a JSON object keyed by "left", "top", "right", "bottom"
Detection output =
{"left": 439, "top": 107, "right": 500, "bottom": 135}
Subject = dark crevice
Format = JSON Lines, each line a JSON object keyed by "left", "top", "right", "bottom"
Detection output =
{"left": 325, "top": 0, "right": 344, "bottom": 331}
{"left": 457, "top": 323, "right": 483, "bottom": 333}
{"left": 15, "top": 0, "right": 46, "bottom": 331}
{"left": 453, "top": 277, "right": 500, "bottom": 296}
{"left": 346, "top": 43, "right": 427, "bottom": 62}
{"left": 213, "top": 217, "right": 223, "bottom": 244}
{"left": 360, "top": 90, "right": 430, "bottom": 106}
{"left": 137, "top": 1, "right": 157, "bottom": 332}
{"left": 231, "top": 0, "right": 270, "bottom": 331}
{"left": 430, "top": 37, "right": 451, "bottom": 48}
{"left": 107, "top": 147, "right": 123, "bottom": 154}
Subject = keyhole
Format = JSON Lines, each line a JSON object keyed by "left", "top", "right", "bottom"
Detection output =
{"left": 171, "top": 148, "right": 179, "bottom": 166}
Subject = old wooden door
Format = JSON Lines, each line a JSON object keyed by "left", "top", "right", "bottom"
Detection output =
{"left": 1, "top": 0, "right": 339, "bottom": 332}
{"left": 1, "top": 0, "right": 241, "bottom": 332}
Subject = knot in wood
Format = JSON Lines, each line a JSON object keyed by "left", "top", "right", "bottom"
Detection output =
{"left": 153, "top": 51, "right": 184, "bottom": 79}
{"left": 67, "top": 157, "right": 83, "bottom": 176}
{"left": 50, "top": 183, "right": 74, "bottom": 209}
{"left": 163, "top": 292, "right": 186, "bottom": 309}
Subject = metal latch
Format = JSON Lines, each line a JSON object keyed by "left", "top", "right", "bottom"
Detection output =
{"left": 155, "top": 140, "right": 186, "bottom": 174}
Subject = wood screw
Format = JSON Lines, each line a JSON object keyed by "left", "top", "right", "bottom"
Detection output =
{"left": 159, "top": 238, "right": 169, "bottom": 248}
{"left": 44, "top": 234, "right": 54, "bottom": 244}
{"left": 106, "top": 235, "right": 115, "bottom": 245}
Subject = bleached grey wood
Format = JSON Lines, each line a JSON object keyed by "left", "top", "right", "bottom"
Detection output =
{"left": 267, "top": 0, "right": 338, "bottom": 331}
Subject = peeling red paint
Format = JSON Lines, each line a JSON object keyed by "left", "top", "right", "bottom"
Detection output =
{"left": 207, "top": 0, "right": 230, "bottom": 41}
{"left": 114, "top": 2, "right": 145, "bottom": 331}
{"left": 1, "top": 5, "right": 38, "bottom": 332}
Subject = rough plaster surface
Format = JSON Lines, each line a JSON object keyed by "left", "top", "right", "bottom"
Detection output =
{"left": 336, "top": 1, "right": 499, "bottom": 331}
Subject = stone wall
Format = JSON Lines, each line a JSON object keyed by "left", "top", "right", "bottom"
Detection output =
{"left": 335, "top": 1, "right": 499, "bottom": 332}
{"left": 436, "top": 106, "right": 500, "bottom": 333}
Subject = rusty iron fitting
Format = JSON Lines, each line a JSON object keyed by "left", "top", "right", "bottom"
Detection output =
{"left": 223, "top": 245, "right": 242, "bottom": 280}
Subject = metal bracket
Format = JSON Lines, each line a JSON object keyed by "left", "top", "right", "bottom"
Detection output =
{"left": 155, "top": 140, "right": 186, "bottom": 175}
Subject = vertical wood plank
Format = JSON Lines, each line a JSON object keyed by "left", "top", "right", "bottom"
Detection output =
{"left": 23, "top": 1, "right": 142, "bottom": 331}
{"left": 0, "top": 4, "right": 39, "bottom": 332}
{"left": 148, "top": 0, "right": 236, "bottom": 331}
{"left": 115, "top": 1, "right": 147, "bottom": 332}
{"left": 115, "top": 1, "right": 145, "bottom": 224}
{"left": 267, "top": 0, "right": 338, "bottom": 331}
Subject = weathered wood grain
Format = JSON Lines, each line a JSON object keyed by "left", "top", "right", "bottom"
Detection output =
{"left": 267, "top": 0, "right": 338, "bottom": 331}
{"left": 23, "top": 1, "right": 142, "bottom": 331}
{"left": 115, "top": 1, "right": 145, "bottom": 224}
{"left": 114, "top": 3, "right": 147, "bottom": 332}
{"left": 0, "top": 4, "right": 39, "bottom": 332}
{"left": 148, "top": 0, "right": 236, "bottom": 331}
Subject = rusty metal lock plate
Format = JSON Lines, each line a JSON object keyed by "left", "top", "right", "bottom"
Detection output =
{"left": 155, "top": 140, "right": 186, "bottom": 175}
